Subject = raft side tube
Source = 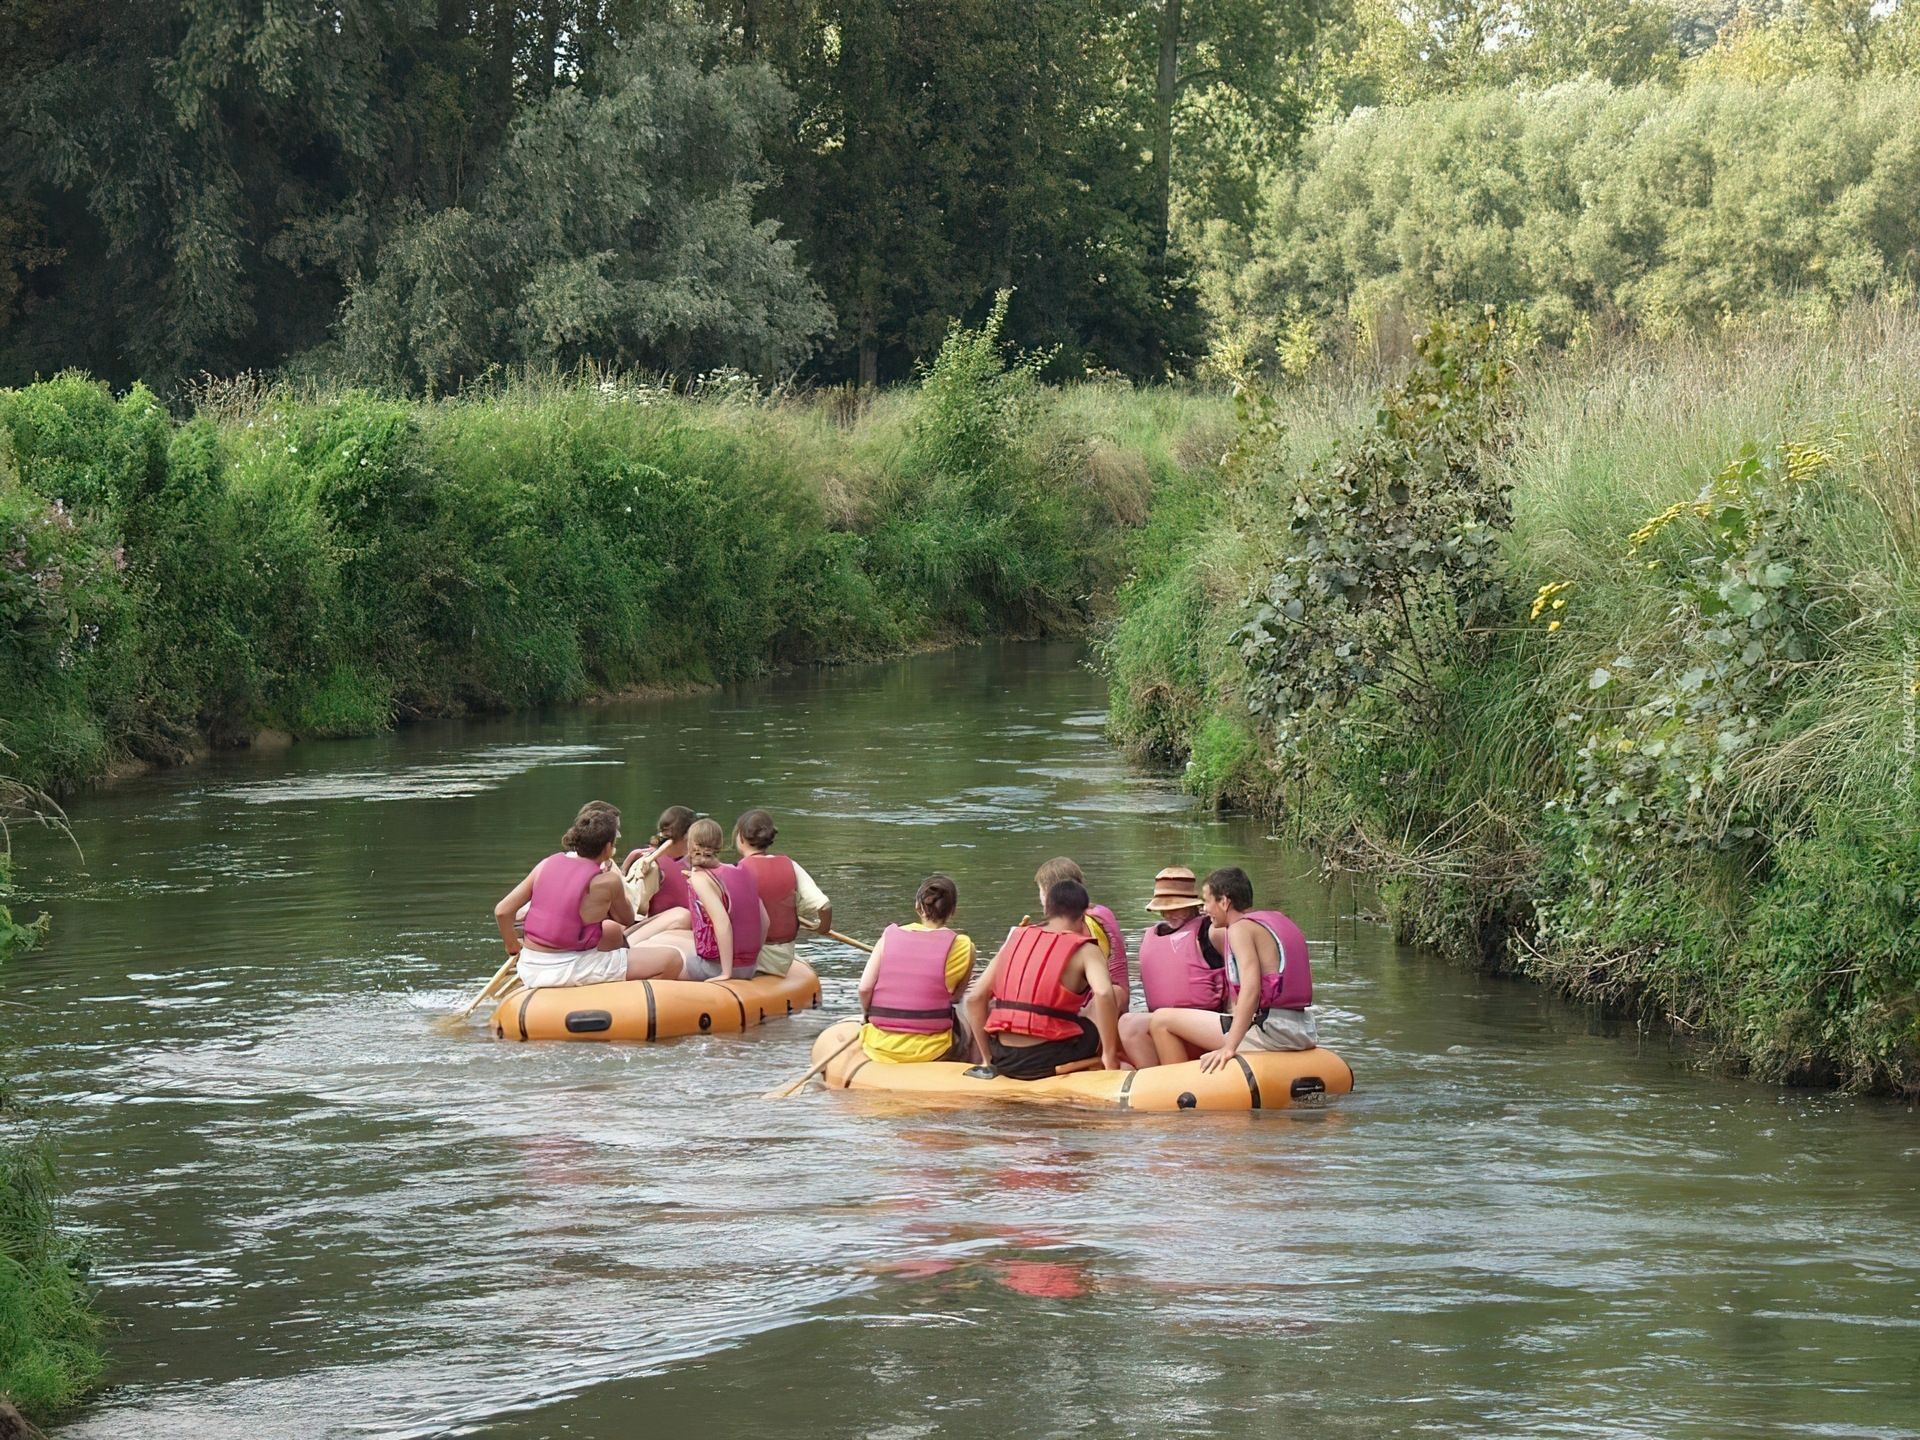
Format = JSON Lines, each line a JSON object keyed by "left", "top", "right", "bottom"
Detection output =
{"left": 491, "top": 962, "right": 822, "bottom": 1042}
{"left": 807, "top": 1018, "right": 1353, "bottom": 1112}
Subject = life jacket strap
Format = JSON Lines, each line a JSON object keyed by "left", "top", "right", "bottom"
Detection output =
{"left": 867, "top": 1004, "right": 955, "bottom": 1021}
{"left": 988, "top": 997, "right": 1082, "bottom": 1023}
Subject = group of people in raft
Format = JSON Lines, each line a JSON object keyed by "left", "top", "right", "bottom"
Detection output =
{"left": 495, "top": 801, "right": 1316, "bottom": 1080}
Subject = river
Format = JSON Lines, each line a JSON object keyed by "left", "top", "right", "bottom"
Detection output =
{"left": 4, "top": 642, "right": 1915, "bottom": 1438}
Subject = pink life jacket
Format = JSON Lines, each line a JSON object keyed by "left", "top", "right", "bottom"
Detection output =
{"left": 523, "top": 853, "right": 603, "bottom": 951}
{"left": 1138, "top": 915, "right": 1225, "bottom": 1011}
{"left": 690, "top": 862, "right": 765, "bottom": 970}
{"left": 1223, "top": 909, "right": 1313, "bottom": 1013}
{"left": 1084, "top": 904, "right": 1130, "bottom": 1012}
{"left": 647, "top": 850, "right": 691, "bottom": 917}
{"left": 739, "top": 853, "right": 798, "bottom": 943}
{"left": 866, "top": 924, "right": 958, "bottom": 1035}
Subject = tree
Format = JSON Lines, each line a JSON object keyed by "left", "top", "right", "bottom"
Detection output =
{"left": 335, "top": 26, "right": 831, "bottom": 392}
{"left": 1120, "top": 0, "right": 1328, "bottom": 262}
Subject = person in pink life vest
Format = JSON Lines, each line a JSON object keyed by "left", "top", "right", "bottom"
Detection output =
{"left": 856, "top": 873, "right": 978, "bottom": 1064}
{"left": 1118, "top": 865, "right": 1225, "bottom": 1065}
{"left": 731, "top": 808, "right": 832, "bottom": 978}
{"left": 1126, "top": 865, "right": 1316, "bottom": 1070}
{"left": 1032, "top": 857, "right": 1130, "bottom": 1011}
{"left": 621, "top": 805, "right": 696, "bottom": 920}
{"left": 624, "top": 817, "right": 769, "bottom": 981}
{"left": 494, "top": 802, "right": 681, "bottom": 988}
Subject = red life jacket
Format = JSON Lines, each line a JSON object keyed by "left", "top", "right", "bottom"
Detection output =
{"left": 739, "top": 853, "right": 799, "bottom": 944}
{"left": 1084, "top": 904, "right": 1130, "bottom": 1012}
{"left": 523, "top": 853, "right": 603, "bottom": 951}
{"left": 1138, "top": 915, "right": 1225, "bottom": 1011}
{"left": 866, "top": 924, "right": 957, "bottom": 1035}
{"left": 986, "top": 926, "right": 1090, "bottom": 1042}
{"left": 1223, "top": 909, "right": 1313, "bottom": 1012}
{"left": 690, "top": 862, "right": 765, "bottom": 969}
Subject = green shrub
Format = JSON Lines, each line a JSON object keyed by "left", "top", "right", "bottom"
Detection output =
{"left": 0, "top": 1128, "right": 106, "bottom": 1419}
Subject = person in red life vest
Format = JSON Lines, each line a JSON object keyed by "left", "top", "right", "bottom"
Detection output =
{"left": 495, "top": 802, "right": 682, "bottom": 987}
{"left": 855, "top": 873, "right": 978, "bottom": 1064}
{"left": 964, "top": 879, "right": 1122, "bottom": 1080}
{"left": 1118, "top": 865, "right": 1226, "bottom": 1065}
{"left": 1032, "top": 857, "right": 1130, "bottom": 1011}
{"left": 622, "top": 805, "right": 696, "bottom": 919}
{"left": 730, "top": 808, "right": 832, "bottom": 978}
{"left": 625, "top": 816, "right": 769, "bottom": 981}
{"left": 1129, "top": 866, "right": 1316, "bottom": 1069}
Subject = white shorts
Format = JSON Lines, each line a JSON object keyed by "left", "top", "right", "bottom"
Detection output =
{"left": 517, "top": 947, "right": 627, "bottom": 989}
{"left": 1224, "top": 1008, "right": 1318, "bottom": 1052}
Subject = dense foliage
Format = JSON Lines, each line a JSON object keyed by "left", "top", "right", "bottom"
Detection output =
{"left": 0, "top": 321, "right": 1214, "bottom": 789}
{"left": 1197, "top": 75, "right": 1920, "bottom": 367}
{"left": 0, "top": 1123, "right": 104, "bottom": 1419}
{"left": 1105, "top": 305, "right": 1920, "bottom": 1094}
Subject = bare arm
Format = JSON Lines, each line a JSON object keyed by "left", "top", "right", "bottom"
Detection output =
{"left": 1075, "top": 943, "right": 1121, "bottom": 1069}
{"left": 588, "top": 869, "right": 635, "bottom": 928}
{"left": 1201, "top": 922, "right": 1264, "bottom": 1073}
{"left": 693, "top": 871, "right": 737, "bottom": 980}
{"left": 495, "top": 865, "right": 538, "bottom": 956}
{"left": 963, "top": 943, "right": 1007, "bottom": 1051}
{"left": 856, "top": 932, "right": 887, "bottom": 1012}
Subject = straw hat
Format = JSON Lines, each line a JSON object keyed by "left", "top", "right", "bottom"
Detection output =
{"left": 1144, "top": 866, "right": 1201, "bottom": 913}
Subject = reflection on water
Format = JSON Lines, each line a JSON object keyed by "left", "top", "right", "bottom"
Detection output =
{"left": 3, "top": 643, "right": 1914, "bottom": 1439}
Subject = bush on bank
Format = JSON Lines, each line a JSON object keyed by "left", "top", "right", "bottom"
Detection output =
{"left": 1105, "top": 304, "right": 1920, "bottom": 1095}
{"left": 0, "top": 307, "right": 1225, "bottom": 792}
{"left": 0, "top": 1120, "right": 105, "bottom": 1420}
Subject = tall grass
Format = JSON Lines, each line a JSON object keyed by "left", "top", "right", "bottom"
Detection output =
{"left": 1106, "top": 303, "right": 1920, "bottom": 1094}
{"left": 0, "top": 1124, "right": 105, "bottom": 1419}
{"left": 0, "top": 346, "right": 1233, "bottom": 791}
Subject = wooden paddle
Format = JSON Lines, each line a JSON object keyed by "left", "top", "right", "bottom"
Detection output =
{"left": 826, "top": 929, "right": 872, "bottom": 954}
{"left": 453, "top": 954, "right": 518, "bottom": 1020}
{"left": 764, "top": 1031, "right": 862, "bottom": 1100}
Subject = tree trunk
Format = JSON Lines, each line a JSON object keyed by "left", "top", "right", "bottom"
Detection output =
{"left": 1152, "top": 0, "right": 1181, "bottom": 262}
{"left": 860, "top": 334, "right": 878, "bottom": 390}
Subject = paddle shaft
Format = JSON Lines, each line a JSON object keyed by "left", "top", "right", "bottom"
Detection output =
{"left": 766, "top": 1031, "right": 862, "bottom": 1100}
{"left": 456, "top": 953, "right": 518, "bottom": 1019}
{"left": 826, "top": 929, "right": 872, "bottom": 954}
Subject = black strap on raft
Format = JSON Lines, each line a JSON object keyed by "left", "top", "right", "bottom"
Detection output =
{"left": 988, "top": 998, "right": 1081, "bottom": 1023}
{"left": 867, "top": 1004, "right": 956, "bottom": 1021}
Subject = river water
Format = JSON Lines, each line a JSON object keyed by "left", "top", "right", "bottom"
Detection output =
{"left": 4, "top": 642, "right": 1915, "bottom": 1438}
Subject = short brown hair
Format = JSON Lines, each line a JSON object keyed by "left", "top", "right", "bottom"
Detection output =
{"left": 563, "top": 801, "right": 620, "bottom": 858}
{"left": 1202, "top": 866, "right": 1254, "bottom": 912}
{"left": 915, "top": 873, "right": 958, "bottom": 924}
{"left": 1035, "top": 856, "right": 1084, "bottom": 891}
{"left": 1044, "top": 879, "right": 1089, "bottom": 920}
{"left": 733, "top": 808, "right": 778, "bottom": 849}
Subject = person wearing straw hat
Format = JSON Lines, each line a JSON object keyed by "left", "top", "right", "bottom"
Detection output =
{"left": 1119, "top": 865, "right": 1226, "bottom": 1066}
{"left": 1123, "top": 866, "right": 1317, "bottom": 1071}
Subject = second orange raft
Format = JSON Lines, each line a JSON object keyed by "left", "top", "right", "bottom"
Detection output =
{"left": 805, "top": 1017, "right": 1353, "bottom": 1112}
{"left": 491, "top": 962, "right": 821, "bottom": 1042}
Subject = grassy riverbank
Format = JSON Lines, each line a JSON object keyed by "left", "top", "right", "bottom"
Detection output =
{"left": 0, "top": 303, "right": 1227, "bottom": 792}
{"left": 1, "top": 846, "right": 104, "bottom": 1420}
{"left": 1106, "top": 305, "right": 1920, "bottom": 1096}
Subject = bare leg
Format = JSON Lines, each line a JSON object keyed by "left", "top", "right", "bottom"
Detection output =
{"left": 1149, "top": 1009, "right": 1231, "bottom": 1068}
{"left": 625, "top": 943, "right": 686, "bottom": 981}
{"left": 626, "top": 907, "right": 690, "bottom": 943}
{"left": 1119, "top": 1012, "right": 1160, "bottom": 1069}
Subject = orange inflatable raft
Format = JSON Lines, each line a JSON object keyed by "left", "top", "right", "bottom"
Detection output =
{"left": 805, "top": 1018, "right": 1353, "bottom": 1112}
{"left": 491, "top": 962, "right": 821, "bottom": 1042}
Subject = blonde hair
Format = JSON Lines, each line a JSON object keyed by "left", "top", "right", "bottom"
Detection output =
{"left": 685, "top": 816, "right": 725, "bottom": 870}
{"left": 1035, "top": 856, "right": 1084, "bottom": 891}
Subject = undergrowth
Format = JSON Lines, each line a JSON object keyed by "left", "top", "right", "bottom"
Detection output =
{"left": 0, "top": 306, "right": 1229, "bottom": 791}
{"left": 1105, "top": 302, "right": 1920, "bottom": 1095}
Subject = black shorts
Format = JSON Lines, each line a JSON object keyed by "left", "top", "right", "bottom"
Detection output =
{"left": 986, "top": 1017, "right": 1100, "bottom": 1080}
